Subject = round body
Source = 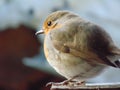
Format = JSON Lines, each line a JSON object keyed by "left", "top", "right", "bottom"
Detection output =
{"left": 44, "top": 32, "right": 105, "bottom": 81}
{"left": 36, "top": 10, "right": 120, "bottom": 82}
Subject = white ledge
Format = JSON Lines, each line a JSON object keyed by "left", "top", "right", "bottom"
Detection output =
{"left": 51, "top": 82, "right": 120, "bottom": 90}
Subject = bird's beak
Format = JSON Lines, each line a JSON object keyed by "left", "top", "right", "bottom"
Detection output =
{"left": 35, "top": 29, "right": 44, "bottom": 35}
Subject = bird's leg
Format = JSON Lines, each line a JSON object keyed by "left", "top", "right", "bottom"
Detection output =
{"left": 46, "top": 78, "right": 74, "bottom": 87}
{"left": 46, "top": 75, "right": 85, "bottom": 86}
{"left": 75, "top": 81, "right": 86, "bottom": 86}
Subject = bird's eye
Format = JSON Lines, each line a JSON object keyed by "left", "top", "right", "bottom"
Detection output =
{"left": 47, "top": 21, "right": 52, "bottom": 26}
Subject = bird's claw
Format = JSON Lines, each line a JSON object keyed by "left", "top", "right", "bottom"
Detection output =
{"left": 46, "top": 81, "right": 69, "bottom": 87}
{"left": 46, "top": 82, "right": 54, "bottom": 87}
{"left": 75, "top": 81, "right": 85, "bottom": 86}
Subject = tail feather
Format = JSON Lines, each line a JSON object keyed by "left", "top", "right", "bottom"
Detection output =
{"left": 110, "top": 47, "right": 120, "bottom": 68}
{"left": 111, "top": 47, "right": 120, "bottom": 55}
{"left": 114, "top": 60, "right": 120, "bottom": 68}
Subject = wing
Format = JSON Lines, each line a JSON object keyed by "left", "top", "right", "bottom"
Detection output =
{"left": 85, "top": 25, "right": 120, "bottom": 68}
{"left": 51, "top": 21, "right": 120, "bottom": 68}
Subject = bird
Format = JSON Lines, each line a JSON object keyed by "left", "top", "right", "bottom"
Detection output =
{"left": 36, "top": 10, "right": 120, "bottom": 86}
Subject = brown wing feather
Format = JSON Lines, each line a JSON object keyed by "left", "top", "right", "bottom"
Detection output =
{"left": 85, "top": 25, "right": 119, "bottom": 67}
{"left": 52, "top": 22, "right": 120, "bottom": 68}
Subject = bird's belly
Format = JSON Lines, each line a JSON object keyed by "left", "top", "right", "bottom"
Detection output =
{"left": 45, "top": 46, "right": 105, "bottom": 81}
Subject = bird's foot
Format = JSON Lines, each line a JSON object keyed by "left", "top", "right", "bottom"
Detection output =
{"left": 74, "top": 81, "right": 85, "bottom": 86}
{"left": 46, "top": 80, "right": 72, "bottom": 87}
{"left": 46, "top": 80, "right": 85, "bottom": 87}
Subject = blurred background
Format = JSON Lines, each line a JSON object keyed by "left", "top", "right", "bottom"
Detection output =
{"left": 0, "top": 0, "right": 120, "bottom": 90}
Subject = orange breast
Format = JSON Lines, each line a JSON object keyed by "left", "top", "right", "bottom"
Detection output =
{"left": 44, "top": 43, "right": 49, "bottom": 60}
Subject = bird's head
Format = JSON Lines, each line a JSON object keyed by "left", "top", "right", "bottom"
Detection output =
{"left": 36, "top": 10, "right": 77, "bottom": 35}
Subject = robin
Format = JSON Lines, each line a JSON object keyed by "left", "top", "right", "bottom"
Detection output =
{"left": 36, "top": 10, "right": 120, "bottom": 86}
